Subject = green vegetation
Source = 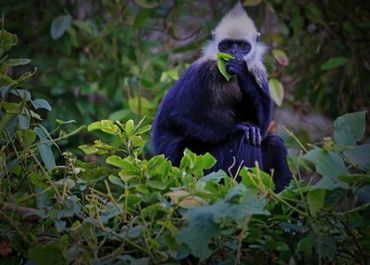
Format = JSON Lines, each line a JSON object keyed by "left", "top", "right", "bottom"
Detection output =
{"left": 1, "top": 0, "right": 369, "bottom": 264}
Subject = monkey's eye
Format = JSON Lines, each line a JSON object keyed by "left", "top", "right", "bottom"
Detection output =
{"left": 218, "top": 41, "right": 230, "bottom": 51}
{"left": 238, "top": 41, "right": 250, "bottom": 51}
{"left": 240, "top": 42, "right": 247, "bottom": 49}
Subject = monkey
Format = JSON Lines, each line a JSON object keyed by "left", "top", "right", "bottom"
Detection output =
{"left": 152, "top": 2, "right": 291, "bottom": 192}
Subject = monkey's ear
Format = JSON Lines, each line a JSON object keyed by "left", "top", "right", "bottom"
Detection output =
{"left": 256, "top": 32, "right": 261, "bottom": 42}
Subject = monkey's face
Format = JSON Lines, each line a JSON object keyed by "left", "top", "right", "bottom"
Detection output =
{"left": 218, "top": 39, "right": 252, "bottom": 61}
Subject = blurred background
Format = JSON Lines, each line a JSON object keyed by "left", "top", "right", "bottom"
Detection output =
{"left": 2, "top": 0, "right": 369, "bottom": 150}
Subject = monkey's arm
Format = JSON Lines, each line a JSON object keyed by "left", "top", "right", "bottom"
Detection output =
{"left": 226, "top": 59, "right": 272, "bottom": 135}
{"left": 169, "top": 111, "right": 238, "bottom": 144}
{"left": 157, "top": 62, "right": 241, "bottom": 144}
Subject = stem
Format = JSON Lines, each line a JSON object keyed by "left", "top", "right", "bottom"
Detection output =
{"left": 28, "top": 125, "right": 86, "bottom": 149}
{"left": 283, "top": 126, "right": 308, "bottom": 153}
{"left": 270, "top": 192, "right": 307, "bottom": 217}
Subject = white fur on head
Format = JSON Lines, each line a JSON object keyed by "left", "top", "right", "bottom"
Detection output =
{"left": 201, "top": 2, "right": 268, "bottom": 87}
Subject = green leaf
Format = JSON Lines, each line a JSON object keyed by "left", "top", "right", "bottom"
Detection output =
{"left": 15, "top": 129, "right": 36, "bottom": 147}
{"left": 134, "top": 0, "right": 162, "bottom": 8}
{"left": 320, "top": 57, "right": 348, "bottom": 71}
{"left": 177, "top": 210, "right": 219, "bottom": 260}
{"left": 31, "top": 99, "right": 52, "bottom": 111}
{"left": 73, "top": 20, "right": 93, "bottom": 35}
{"left": 147, "top": 180, "right": 167, "bottom": 190}
{"left": 272, "top": 49, "right": 289, "bottom": 66}
{"left": 88, "top": 120, "right": 120, "bottom": 135}
{"left": 28, "top": 244, "right": 65, "bottom": 265}
{"left": 134, "top": 8, "right": 152, "bottom": 29}
{"left": 303, "top": 148, "right": 349, "bottom": 190}
{"left": 17, "top": 114, "right": 30, "bottom": 129}
{"left": 244, "top": 0, "right": 262, "bottom": 6}
{"left": 55, "top": 220, "right": 66, "bottom": 232}
{"left": 2, "top": 102, "right": 23, "bottom": 113}
{"left": 8, "top": 88, "right": 32, "bottom": 101}
{"left": 109, "top": 175, "right": 124, "bottom": 188}
{"left": 106, "top": 155, "right": 139, "bottom": 175}
{"left": 305, "top": 3, "right": 324, "bottom": 24}
{"left": 5, "top": 58, "right": 31, "bottom": 66}
{"left": 201, "top": 153, "right": 216, "bottom": 170}
{"left": 125, "top": 119, "right": 134, "bottom": 135}
{"left": 128, "top": 97, "right": 152, "bottom": 115}
{"left": 355, "top": 185, "right": 370, "bottom": 203}
{"left": 268, "top": 78, "right": 284, "bottom": 106}
{"left": 199, "top": 170, "right": 227, "bottom": 184}
{"left": 0, "top": 29, "right": 18, "bottom": 52}
{"left": 55, "top": 119, "right": 76, "bottom": 125}
{"left": 307, "top": 189, "right": 326, "bottom": 216}
{"left": 50, "top": 15, "right": 72, "bottom": 40}
{"left": 78, "top": 144, "right": 99, "bottom": 155}
{"left": 213, "top": 189, "right": 269, "bottom": 223}
{"left": 343, "top": 144, "right": 370, "bottom": 171}
{"left": 240, "top": 167, "right": 275, "bottom": 191}
{"left": 338, "top": 174, "right": 370, "bottom": 185}
{"left": 297, "top": 236, "right": 315, "bottom": 256}
{"left": 333, "top": 111, "right": 366, "bottom": 145}
{"left": 109, "top": 109, "right": 130, "bottom": 121}
{"left": 16, "top": 68, "right": 37, "bottom": 83}
{"left": 35, "top": 127, "right": 56, "bottom": 172}
{"left": 217, "top": 52, "right": 234, "bottom": 81}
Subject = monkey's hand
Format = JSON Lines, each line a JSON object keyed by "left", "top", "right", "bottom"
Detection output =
{"left": 226, "top": 59, "right": 256, "bottom": 94}
{"left": 237, "top": 123, "right": 262, "bottom": 146}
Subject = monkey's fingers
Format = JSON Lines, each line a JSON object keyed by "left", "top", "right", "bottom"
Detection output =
{"left": 245, "top": 127, "right": 250, "bottom": 143}
{"left": 251, "top": 127, "right": 258, "bottom": 146}
{"left": 226, "top": 64, "right": 237, "bottom": 75}
{"left": 257, "top": 128, "right": 262, "bottom": 146}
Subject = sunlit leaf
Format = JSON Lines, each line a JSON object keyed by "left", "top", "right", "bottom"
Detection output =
{"left": 5, "top": 58, "right": 31, "bottom": 66}
{"left": 166, "top": 190, "right": 204, "bottom": 209}
{"left": 88, "top": 120, "right": 120, "bottom": 135}
{"left": 307, "top": 189, "right": 326, "bottom": 216}
{"left": 0, "top": 29, "right": 18, "bottom": 52}
{"left": 272, "top": 49, "right": 289, "bottom": 66}
{"left": 217, "top": 52, "right": 234, "bottom": 81}
{"left": 268, "top": 78, "right": 284, "bottom": 106}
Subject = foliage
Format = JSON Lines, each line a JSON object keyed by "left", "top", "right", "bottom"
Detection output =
{"left": 266, "top": 0, "right": 370, "bottom": 115}
{"left": 1, "top": 28, "right": 370, "bottom": 264}
{"left": 1, "top": 3, "right": 370, "bottom": 265}
{"left": 5, "top": 0, "right": 369, "bottom": 132}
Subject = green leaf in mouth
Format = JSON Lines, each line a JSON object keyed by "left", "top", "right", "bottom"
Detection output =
{"left": 217, "top": 52, "right": 235, "bottom": 81}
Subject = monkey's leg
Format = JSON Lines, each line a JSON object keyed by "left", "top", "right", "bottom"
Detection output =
{"left": 209, "top": 135, "right": 263, "bottom": 178}
{"left": 261, "top": 135, "right": 292, "bottom": 192}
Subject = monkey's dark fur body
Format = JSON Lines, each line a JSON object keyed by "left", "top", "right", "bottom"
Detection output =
{"left": 152, "top": 60, "right": 291, "bottom": 192}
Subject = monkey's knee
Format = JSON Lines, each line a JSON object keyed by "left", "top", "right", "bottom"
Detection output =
{"left": 262, "top": 135, "right": 291, "bottom": 192}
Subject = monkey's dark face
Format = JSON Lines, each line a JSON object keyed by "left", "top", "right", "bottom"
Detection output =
{"left": 218, "top": 39, "right": 251, "bottom": 60}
